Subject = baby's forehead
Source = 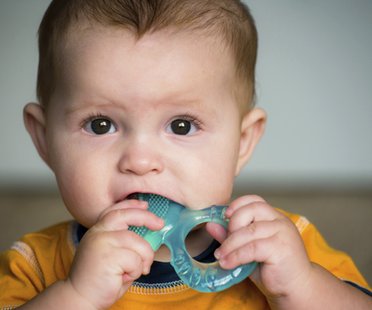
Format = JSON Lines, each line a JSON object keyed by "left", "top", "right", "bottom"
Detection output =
{"left": 50, "top": 25, "right": 247, "bottom": 114}
{"left": 63, "top": 26, "right": 235, "bottom": 79}
{"left": 61, "top": 24, "right": 235, "bottom": 74}
{"left": 47, "top": 24, "right": 248, "bottom": 117}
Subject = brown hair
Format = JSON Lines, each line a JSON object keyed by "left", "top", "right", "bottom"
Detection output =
{"left": 37, "top": 0, "right": 258, "bottom": 110}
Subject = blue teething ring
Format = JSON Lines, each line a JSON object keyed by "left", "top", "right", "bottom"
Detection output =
{"left": 129, "top": 194, "right": 257, "bottom": 292}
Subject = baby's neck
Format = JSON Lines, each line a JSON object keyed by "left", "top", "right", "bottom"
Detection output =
{"left": 154, "top": 227, "right": 214, "bottom": 262}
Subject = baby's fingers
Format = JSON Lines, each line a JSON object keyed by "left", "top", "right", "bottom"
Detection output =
{"left": 206, "top": 222, "right": 227, "bottom": 244}
{"left": 218, "top": 235, "right": 278, "bottom": 270}
{"left": 225, "top": 195, "right": 266, "bottom": 217}
{"left": 227, "top": 201, "right": 282, "bottom": 234}
{"left": 112, "top": 230, "right": 157, "bottom": 275}
{"left": 110, "top": 248, "right": 145, "bottom": 282}
{"left": 215, "top": 220, "right": 281, "bottom": 268}
{"left": 98, "top": 199, "right": 149, "bottom": 220}
{"left": 95, "top": 208, "right": 164, "bottom": 232}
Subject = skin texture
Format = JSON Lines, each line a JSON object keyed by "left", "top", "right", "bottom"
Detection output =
{"left": 22, "top": 27, "right": 371, "bottom": 310}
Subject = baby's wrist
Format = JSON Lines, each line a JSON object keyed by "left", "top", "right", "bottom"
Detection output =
{"left": 266, "top": 263, "right": 323, "bottom": 310}
{"left": 58, "top": 279, "right": 100, "bottom": 310}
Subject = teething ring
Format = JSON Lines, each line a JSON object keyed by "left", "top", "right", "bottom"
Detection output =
{"left": 128, "top": 194, "right": 257, "bottom": 292}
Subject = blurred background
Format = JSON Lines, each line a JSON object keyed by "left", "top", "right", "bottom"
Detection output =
{"left": 0, "top": 1, "right": 371, "bottom": 283}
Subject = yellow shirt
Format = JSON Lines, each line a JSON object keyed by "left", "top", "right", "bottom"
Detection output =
{"left": 0, "top": 211, "right": 370, "bottom": 309}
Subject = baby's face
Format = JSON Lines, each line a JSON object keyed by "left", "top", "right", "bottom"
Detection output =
{"left": 44, "top": 27, "right": 252, "bottom": 227}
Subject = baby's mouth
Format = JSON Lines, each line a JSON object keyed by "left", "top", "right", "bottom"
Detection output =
{"left": 126, "top": 193, "right": 140, "bottom": 200}
{"left": 123, "top": 192, "right": 177, "bottom": 205}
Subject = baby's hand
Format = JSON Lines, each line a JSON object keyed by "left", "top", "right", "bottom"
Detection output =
{"left": 65, "top": 200, "right": 164, "bottom": 309}
{"left": 210, "top": 195, "right": 312, "bottom": 300}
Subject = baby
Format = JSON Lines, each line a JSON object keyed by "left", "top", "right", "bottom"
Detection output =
{"left": 0, "top": 0, "right": 371, "bottom": 309}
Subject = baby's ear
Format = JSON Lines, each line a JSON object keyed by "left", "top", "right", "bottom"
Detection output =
{"left": 235, "top": 108, "right": 266, "bottom": 175}
{"left": 23, "top": 103, "right": 49, "bottom": 165}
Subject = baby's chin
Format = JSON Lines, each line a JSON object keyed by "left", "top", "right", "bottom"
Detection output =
{"left": 69, "top": 208, "right": 105, "bottom": 229}
{"left": 154, "top": 245, "right": 172, "bottom": 262}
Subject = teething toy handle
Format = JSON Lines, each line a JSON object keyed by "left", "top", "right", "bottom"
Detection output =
{"left": 165, "top": 205, "right": 257, "bottom": 292}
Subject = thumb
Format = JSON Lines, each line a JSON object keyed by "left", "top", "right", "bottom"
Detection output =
{"left": 205, "top": 222, "right": 227, "bottom": 244}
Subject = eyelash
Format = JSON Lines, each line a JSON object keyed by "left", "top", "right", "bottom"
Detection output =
{"left": 80, "top": 112, "right": 110, "bottom": 126}
{"left": 173, "top": 114, "right": 203, "bottom": 129}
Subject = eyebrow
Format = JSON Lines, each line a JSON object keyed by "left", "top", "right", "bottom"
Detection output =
{"left": 63, "top": 98, "right": 124, "bottom": 115}
{"left": 62, "top": 91, "right": 216, "bottom": 117}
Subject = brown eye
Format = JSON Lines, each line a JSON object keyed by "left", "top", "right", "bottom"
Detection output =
{"left": 170, "top": 119, "right": 192, "bottom": 135}
{"left": 84, "top": 117, "right": 117, "bottom": 135}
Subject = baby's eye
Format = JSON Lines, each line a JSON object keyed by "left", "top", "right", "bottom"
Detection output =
{"left": 83, "top": 117, "right": 117, "bottom": 135}
{"left": 167, "top": 117, "right": 200, "bottom": 136}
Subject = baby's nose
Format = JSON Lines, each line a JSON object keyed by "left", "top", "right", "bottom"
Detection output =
{"left": 118, "top": 139, "right": 164, "bottom": 176}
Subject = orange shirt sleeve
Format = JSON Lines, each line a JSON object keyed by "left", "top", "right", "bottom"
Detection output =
{"left": 0, "top": 222, "right": 74, "bottom": 309}
{"left": 282, "top": 209, "right": 370, "bottom": 290}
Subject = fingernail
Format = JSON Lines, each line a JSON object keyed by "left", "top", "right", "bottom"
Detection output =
{"left": 157, "top": 218, "right": 165, "bottom": 227}
{"left": 224, "top": 208, "right": 232, "bottom": 218}
{"left": 214, "top": 249, "right": 221, "bottom": 259}
{"left": 219, "top": 258, "right": 226, "bottom": 267}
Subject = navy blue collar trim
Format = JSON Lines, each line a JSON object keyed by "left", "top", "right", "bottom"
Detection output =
{"left": 344, "top": 280, "right": 372, "bottom": 297}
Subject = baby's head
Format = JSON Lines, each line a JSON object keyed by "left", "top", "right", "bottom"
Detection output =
{"left": 25, "top": 0, "right": 266, "bottom": 227}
